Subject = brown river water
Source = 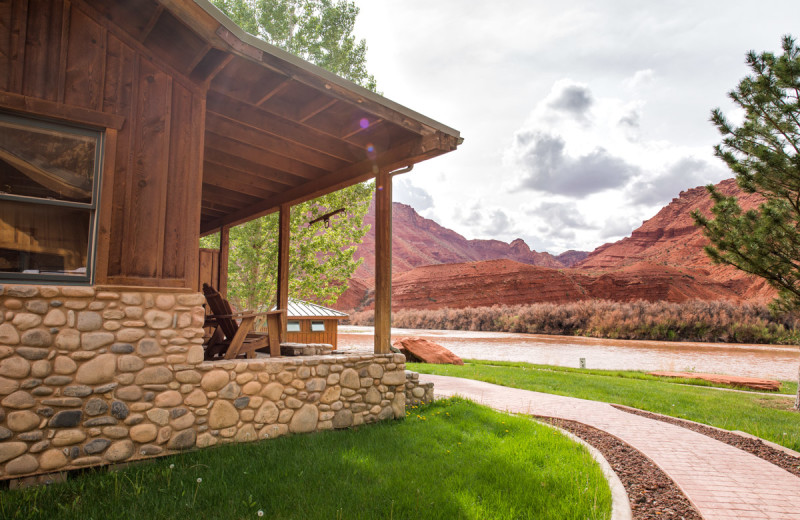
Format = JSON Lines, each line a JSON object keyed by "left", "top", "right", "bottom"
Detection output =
{"left": 338, "top": 326, "right": 800, "bottom": 380}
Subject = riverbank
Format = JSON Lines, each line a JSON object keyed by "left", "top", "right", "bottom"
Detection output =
{"left": 339, "top": 326, "right": 800, "bottom": 379}
{"left": 348, "top": 300, "right": 800, "bottom": 345}
{"left": 411, "top": 360, "right": 800, "bottom": 451}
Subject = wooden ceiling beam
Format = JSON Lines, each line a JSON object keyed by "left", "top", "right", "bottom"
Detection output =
{"left": 205, "top": 112, "right": 347, "bottom": 172}
{"left": 203, "top": 147, "right": 304, "bottom": 188}
{"left": 204, "top": 131, "right": 327, "bottom": 181}
{"left": 140, "top": 5, "right": 165, "bottom": 42}
{"left": 200, "top": 206, "right": 227, "bottom": 218}
{"left": 212, "top": 77, "right": 424, "bottom": 161}
{"left": 201, "top": 187, "right": 257, "bottom": 208}
{"left": 341, "top": 118, "right": 385, "bottom": 140}
{"left": 206, "top": 90, "right": 364, "bottom": 162}
{"left": 211, "top": 80, "right": 406, "bottom": 158}
{"left": 200, "top": 203, "right": 228, "bottom": 215}
{"left": 200, "top": 133, "right": 457, "bottom": 233}
{"left": 191, "top": 51, "right": 233, "bottom": 85}
{"left": 201, "top": 200, "right": 238, "bottom": 215}
{"left": 255, "top": 77, "right": 292, "bottom": 106}
{"left": 202, "top": 161, "right": 280, "bottom": 197}
{"left": 185, "top": 43, "right": 212, "bottom": 75}
{"left": 249, "top": 51, "right": 435, "bottom": 137}
{"left": 298, "top": 96, "right": 338, "bottom": 123}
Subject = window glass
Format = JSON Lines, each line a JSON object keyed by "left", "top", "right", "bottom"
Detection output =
{"left": 0, "top": 201, "right": 90, "bottom": 275}
{"left": 0, "top": 113, "right": 102, "bottom": 282}
{"left": 310, "top": 321, "right": 325, "bottom": 332}
{"left": 287, "top": 321, "right": 301, "bottom": 332}
{"left": 0, "top": 119, "right": 97, "bottom": 203}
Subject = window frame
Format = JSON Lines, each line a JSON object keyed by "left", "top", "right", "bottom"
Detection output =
{"left": 0, "top": 111, "right": 104, "bottom": 285}
{"left": 310, "top": 320, "right": 325, "bottom": 332}
{"left": 286, "top": 320, "right": 301, "bottom": 332}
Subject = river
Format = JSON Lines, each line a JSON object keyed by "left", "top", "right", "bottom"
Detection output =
{"left": 338, "top": 326, "right": 800, "bottom": 380}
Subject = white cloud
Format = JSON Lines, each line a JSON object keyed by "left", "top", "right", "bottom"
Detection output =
{"left": 623, "top": 69, "right": 655, "bottom": 91}
{"left": 393, "top": 178, "right": 434, "bottom": 210}
{"left": 483, "top": 209, "right": 514, "bottom": 236}
{"left": 511, "top": 131, "right": 640, "bottom": 197}
{"left": 545, "top": 80, "right": 594, "bottom": 123}
{"left": 526, "top": 201, "right": 597, "bottom": 230}
{"left": 453, "top": 203, "right": 483, "bottom": 227}
{"left": 600, "top": 215, "right": 642, "bottom": 240}
{"left": 628, "top": 157, "right": 729, "bottom": 206}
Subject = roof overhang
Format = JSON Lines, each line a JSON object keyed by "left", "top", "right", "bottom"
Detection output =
{"left": 84, "top": 0, "right": 461, "bottom": 234}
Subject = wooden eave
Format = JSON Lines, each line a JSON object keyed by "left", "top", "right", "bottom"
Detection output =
{"left": 80, "top": 0, "right": 461, "bottom": 235}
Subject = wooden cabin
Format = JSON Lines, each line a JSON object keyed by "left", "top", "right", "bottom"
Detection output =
{"left": 0, "top": 0, "right": 460, "bottom": 481}
{"left": 281, "top": 299, "right": 347, "bottom": 349}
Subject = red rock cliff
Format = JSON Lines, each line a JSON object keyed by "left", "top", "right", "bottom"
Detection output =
{"left": 337, "top": 179, "right": 775, "bottom": 312}
{"left": 577, "top": 178, "right": 772, "bottom": 300}
{"left": 353, "top": 202, "right": 564, "bottom": 279}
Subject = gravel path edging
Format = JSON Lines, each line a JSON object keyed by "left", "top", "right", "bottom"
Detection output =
{"left": 535, "top": 419, "right": 633, "bottom": 520}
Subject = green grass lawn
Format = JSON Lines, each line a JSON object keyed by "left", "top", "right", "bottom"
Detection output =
{"left": 2, "top": 398, "right": 611, "bottom": 520}
{"left": 410, "top": 360, "right": 800, "bottom": 451}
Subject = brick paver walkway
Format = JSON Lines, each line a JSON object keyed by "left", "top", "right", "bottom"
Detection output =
{"left": 425, "top": 374, "right": 800, "bottom": 520}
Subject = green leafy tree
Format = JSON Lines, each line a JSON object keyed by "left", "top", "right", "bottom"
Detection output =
{"left": 202, "top": 0, "right": 377, "bottom": 310}
{"left": 207, "top": 183, "right": 373, "bottom": 311}
{"left": 693, "top": 35, "right": 800, "bottom": 408}
{"left": 211, "top": 0, "right": 377, "bottom": 90}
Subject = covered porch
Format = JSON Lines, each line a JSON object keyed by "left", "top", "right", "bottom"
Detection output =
{"left": 187, "top": 2, "right": 461, "bottom": 357}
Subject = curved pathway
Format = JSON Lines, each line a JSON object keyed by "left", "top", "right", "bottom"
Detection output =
{"left": 425, "top": 374, "right": 800, "bottom": 520}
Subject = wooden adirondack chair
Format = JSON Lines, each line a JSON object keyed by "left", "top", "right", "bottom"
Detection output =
{"left": 202, "top": 283, "right": 282, "bottom": 360}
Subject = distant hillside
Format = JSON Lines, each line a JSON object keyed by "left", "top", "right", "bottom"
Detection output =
{"left": 353, "top": 201, "right": 564, "bottom": 279}
{"left": 556, "top": 250, "right": 589, "bottom": 267}
{"left": 336, "top": 179, "right": 775, "bottom": 313}
{"left": 345, "top": 258, "right": 742, "bottom": 312}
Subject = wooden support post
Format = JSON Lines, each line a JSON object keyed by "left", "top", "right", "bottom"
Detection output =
{"left": 277, "top": 203, "right": 290, "bottom": 351}
{"left": 218, "top": 226, "right": 230, "bottom": 298}
{"left": 374, "top": 169, "right": 392, "bottom": 354}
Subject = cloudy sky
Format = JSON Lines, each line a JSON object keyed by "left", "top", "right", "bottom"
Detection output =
{"left": 349, "top": 0, "right": 800, "bottom": 254}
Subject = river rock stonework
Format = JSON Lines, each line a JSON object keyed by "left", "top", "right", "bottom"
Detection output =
{"left": 405, "top": 371, "right": 434, "bottom": 406}
{"left": 0, "top": 285, "right": 408, "bottom": 481}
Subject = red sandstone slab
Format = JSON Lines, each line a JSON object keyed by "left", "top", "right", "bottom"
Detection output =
{"left": 648, "top": 371, "right": 781, "bottom": 391}
{"left": 392, "top": 337, "right": 464, "bottom": 365}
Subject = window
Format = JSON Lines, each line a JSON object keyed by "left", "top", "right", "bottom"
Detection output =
{"left": 310, "top": 321, "right": 325, "bottom": 332}
{"left": 287, "top": 320, "right": 301, "bottom": 332}
{"left": 0, "top": 113, "right": 103, "bottom": 283}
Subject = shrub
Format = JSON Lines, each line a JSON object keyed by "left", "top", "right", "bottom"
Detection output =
{"left": 346, "top": 300, "right": 800, "bottom": 344}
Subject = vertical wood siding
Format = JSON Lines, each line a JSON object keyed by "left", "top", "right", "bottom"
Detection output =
{"left": 286, "top": 319, "right": 339, "bottom": 349}
{"left": 0, "top": 0, "right": 204, "bottom": 288}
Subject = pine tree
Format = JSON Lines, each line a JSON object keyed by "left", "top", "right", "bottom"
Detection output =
{"left": 693, "top": 35, "right": 800, "bottom": 409}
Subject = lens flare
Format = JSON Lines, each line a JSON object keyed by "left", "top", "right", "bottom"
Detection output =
{"left": 359, "top": 118, "right": 370, "bottom": 129}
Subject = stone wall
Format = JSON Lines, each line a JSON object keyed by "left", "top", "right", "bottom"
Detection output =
{"left": 404, "top": 371, "right": 434, "bottom": 406}
{"left": 0, "top": 285, "right": 406, "bottom": 481}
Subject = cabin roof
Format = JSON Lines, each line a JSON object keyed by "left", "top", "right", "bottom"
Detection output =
{"left": 274, "top": 298, "right": 349, "bottom": 319}
{"left": 85, "top": 0, "right": 461, "bottom": 234}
